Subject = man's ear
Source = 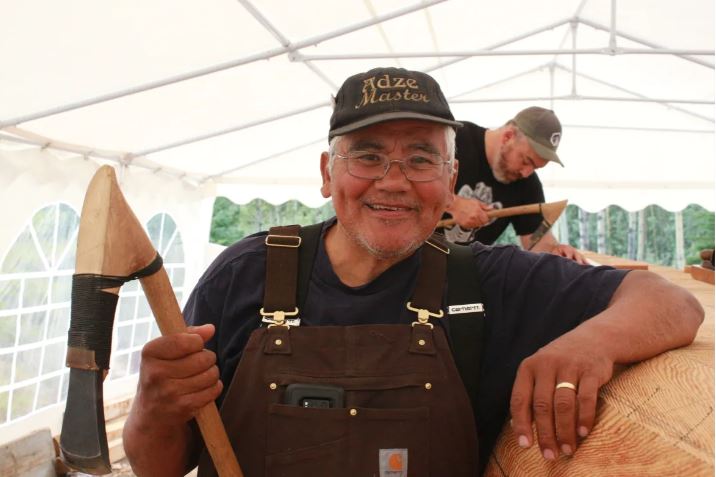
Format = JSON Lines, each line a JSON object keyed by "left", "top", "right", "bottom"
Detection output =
{"left": 502, "top": 128, "right": 513, "bottom": 144}
{"left": 320, "top": 151, "right": 332, "bottom": 198}
{"left": 449, "top": 159, "right": 459, "bottom": 189}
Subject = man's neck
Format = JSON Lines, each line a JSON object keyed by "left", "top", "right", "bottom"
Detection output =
{"left": 484, "top": 128, "right": 500, "bottom": 170}
{"left": 324, "top": 223, "right": 412, "bottom": 287}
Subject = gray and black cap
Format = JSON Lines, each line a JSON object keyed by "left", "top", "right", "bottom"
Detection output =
{"left": 512, "top": 106, "right": 564, "bottom": 166}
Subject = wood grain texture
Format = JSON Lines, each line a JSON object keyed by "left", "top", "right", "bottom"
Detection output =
{"left": 583, "top": 251, "right": 650, "bottom": 270}
{"left": 685, "top": 265, "right": 715, "bottom": 285}
{"left": 484, "top": 256, "right": 714, "bottom": 477}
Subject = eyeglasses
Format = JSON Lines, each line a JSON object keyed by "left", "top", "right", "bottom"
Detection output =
{"left": 335, "top": 150, "right": 450, "bottom": 182}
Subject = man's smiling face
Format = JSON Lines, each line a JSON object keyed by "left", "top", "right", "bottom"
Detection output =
{"left": 321, "top": 119, "right": 456, "bottom": 259}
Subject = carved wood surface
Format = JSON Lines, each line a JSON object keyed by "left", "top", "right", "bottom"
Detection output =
{"left": 485, "top": 255, "right": 714, "bottom": 477}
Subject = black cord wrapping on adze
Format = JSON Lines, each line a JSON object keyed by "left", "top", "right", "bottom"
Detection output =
{"left": 67, "top": 253, "right": 163, "bottom": 370}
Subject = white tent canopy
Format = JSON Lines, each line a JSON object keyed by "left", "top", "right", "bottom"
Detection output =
{"left": 0, "top": 0, "right": 714, "bottom": 446}
{"left": 1, "top": 0, "right": 713, "bottom": 212}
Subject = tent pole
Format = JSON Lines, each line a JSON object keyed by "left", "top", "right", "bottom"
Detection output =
{"left": 577, "top": 17, "right": 714, "bottom": 69}
{"left": 0, "top": 0, "right": 446, "bottom": 128}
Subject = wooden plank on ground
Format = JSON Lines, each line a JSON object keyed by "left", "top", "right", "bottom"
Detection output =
{"left": 485, "top": 255, "right": 714, "bottom": 476}
{"left": 0, "top": 428, "right": 56, "bottom": 477}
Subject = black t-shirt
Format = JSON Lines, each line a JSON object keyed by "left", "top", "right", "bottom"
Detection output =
{"left": 184, "top": 219, "right": 627, "bottom": 472}
{"left": 446, "top": 121, "right": 545, "bottom": 245}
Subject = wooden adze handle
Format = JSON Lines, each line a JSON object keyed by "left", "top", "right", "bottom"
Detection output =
{"left": 437, "top": 199, "right": 568, "bottom": 229}
{"left": 62, "top": 165, "right": 243, "bottom": 477}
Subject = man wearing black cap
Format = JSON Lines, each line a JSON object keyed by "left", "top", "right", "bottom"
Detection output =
{"left": 444, "top": 107, "right": 587, "bottom": 264}
{"left": 123, "top": 67, "right": 702, "bottom": 477}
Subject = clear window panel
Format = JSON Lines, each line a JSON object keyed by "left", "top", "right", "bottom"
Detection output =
{"left": 22, "top": 277, "right": 50, "bottom": 307}
{"left": 116, "top": 324, "right": 133, "bottom": 351}
{"left": 10, "top": 383, "right": 36, "bottom": 420}
{"left": 0, "top": 315, "right": 17, "bottom": 348}
{"left": 47, "top": 307, "right": 70, "bottom": 339}
{"left": 146, "top": 216, "right": 163, "bottom": 250}
{"left": 32, "top": 205, "right": 57, "bottom": 268}
{"left": 132, "top": 322, "right": 150, "bottom": 348}
{"left": 0, "top": 353, "right": 12, "bottom": 386}
{"left": 0, "top": 391, "right": 8, "bottom": 424}
{"left": 160, "top": 220, "right": 177, "bottom": 256}
{"left": 55, "top": 204, "right": 80, "bottom": 269}
{"left": 59, "top": 243, "right": 76, "bottom": 270}
{"left": 137, "top": 296, "right": 151, "bottom": 320}
{"left": 18, "top": 311, "right": 46, "bottom": 344}
{"left": 129, "top": 350, "right": 142, "bottom": 375}
{"left": 122, "top": 280, "right": 138, "bottom": 293}
{"left": 170, "top": 267, "right": 185, "bottom": 288}
{"left": 110, "top": 353, "right": 129, "bottom": 380}
{"left": 2, "top": 229, "right": 45, "bottom": 273}
{"left": 51, "top": 275, "right": 72, "bottom": 304}
{"left": 37, "top": 376, "right": 61, "bottom": 409}
{"left": 15, "top": 347, "right": 42, "bottom": 381}
{"left": 0, "top": 280, "right": 20, "bottom": 311}
{"left": 118, "top": 296, "right": 137, "bottom": 322}
{"left": 41, "top": 341, "right": 66, "bottom": 374}
{"left": 164, "top": 238, "right": 185, "bottom": 264}
{"left": 60, "top": 370, "right": 69, "bottom": 401}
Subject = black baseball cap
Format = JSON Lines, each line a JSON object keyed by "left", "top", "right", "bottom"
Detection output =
{"left": 328, "top": 67, "right": 462, "bottom": 141}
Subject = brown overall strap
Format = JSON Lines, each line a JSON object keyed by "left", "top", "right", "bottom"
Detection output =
{"left": 263, "top": 225, "right": 301, "bottom": 318}
{"left": 409, "top": 233, "right": 450, "bottom": 316}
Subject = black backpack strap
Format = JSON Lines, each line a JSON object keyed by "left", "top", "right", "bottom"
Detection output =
{"left": 297, "top": 222, "right": 324, "bottom": 312}
{"left": 446, "top": 242, "right": 485, "bottom": 421}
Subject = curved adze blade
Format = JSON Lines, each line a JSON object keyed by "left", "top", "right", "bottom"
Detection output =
{"left": 60, "top": 368, "right": 110, "bottom": 474}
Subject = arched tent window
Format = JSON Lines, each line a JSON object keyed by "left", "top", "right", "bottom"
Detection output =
{"left": 0, "top": 203, "right": 79, "bottom": 424}
{"left": 109, "top": 213, "right": 186, "bottom": 381}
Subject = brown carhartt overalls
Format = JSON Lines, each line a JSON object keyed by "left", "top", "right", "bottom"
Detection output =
{"left": 199, "top": 227, "right": 479, "bottom": 477}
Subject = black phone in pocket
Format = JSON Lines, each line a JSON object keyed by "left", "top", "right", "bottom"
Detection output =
{"left": 284, "top": 383, "right": 345, "bottom": 409}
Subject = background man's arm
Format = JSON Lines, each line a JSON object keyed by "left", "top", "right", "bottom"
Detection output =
{"left": 445, "top": 195, "right": 493, "bottom": 229}
{"left": 520, "top": 228, "right": 588, "bottom": 264}
{"left": 509, "top": 270, "right": 704, "bottom": 460}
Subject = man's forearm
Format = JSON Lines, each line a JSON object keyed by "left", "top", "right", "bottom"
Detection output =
{"left": 521, "top": 226, "right": 558, "bottom": 252}
{"left": 566, "top": 270, "right": 703, "bottom": 364}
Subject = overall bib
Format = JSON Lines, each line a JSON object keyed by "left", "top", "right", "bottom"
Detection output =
{"left": 198, "top": 227, "right": 480, "bottom": 477}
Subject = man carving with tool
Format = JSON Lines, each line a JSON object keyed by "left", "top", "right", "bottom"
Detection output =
{"left": 444, "top": 107, "right": 587, "bottom": 264}
{"left": 123, "top": 67, "right": 703, "bottom": 477}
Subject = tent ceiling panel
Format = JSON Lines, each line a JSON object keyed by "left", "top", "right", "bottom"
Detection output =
{"left": 1, "top": 0, "right": 713, "bottom": 212}
{"left": 1, "top": 0, "right": 279, "bottom": 119}
{"left": 19, "top": 58, "right": 331, "bottom": 153}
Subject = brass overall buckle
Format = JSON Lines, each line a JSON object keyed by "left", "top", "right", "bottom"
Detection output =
{"left": 260, "top": 307, "right": 299, "bottom": 328}
{"left": 406, "top": 302, "right": 443, "bottom": 329}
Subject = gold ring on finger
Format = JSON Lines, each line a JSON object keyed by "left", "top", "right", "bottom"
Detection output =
{"left": 555, "top": 381, "right": 577, "bottom": 392}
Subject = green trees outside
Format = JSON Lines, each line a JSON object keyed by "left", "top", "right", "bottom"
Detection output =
{"left": 210, "top": 197, "right": 335, "bottom": 246}
{"left": 211, "top": 197, "right": 714, "bottom": 269}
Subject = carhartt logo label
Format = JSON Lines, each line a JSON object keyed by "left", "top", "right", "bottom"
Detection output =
{"left": 550, "top": 132, "right": 561, "bottom": 148}
{"left": 448, "top": 303, "right": 484, "bottom": 314}
{"left": 355, "top": 74, "right": 430, "bottom": 109}
{"left": 379, "top": 448, "right": 407, "bottom": 477}
{"left": 261, "top": 316, "right": 301, "bottom": 326}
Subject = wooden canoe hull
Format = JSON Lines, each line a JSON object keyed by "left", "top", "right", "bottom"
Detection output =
{"left": 484, "top": 258, "right": 714, "bottom": 477}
